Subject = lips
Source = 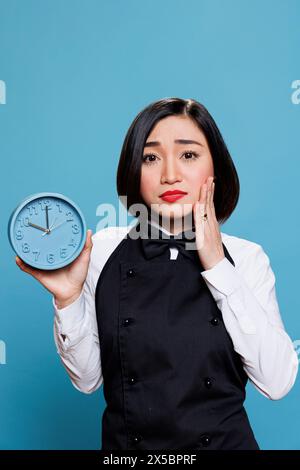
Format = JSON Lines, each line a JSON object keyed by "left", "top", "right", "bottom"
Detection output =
{"left": 159, "top": 190, "right": 187, "bottom": 203}
{"left": 159, "top": 190, "right": 187, "bottom": 197}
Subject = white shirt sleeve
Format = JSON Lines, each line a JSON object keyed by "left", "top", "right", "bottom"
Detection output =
{"left": 200, "top": 237, "right": 298, "bottom": 400}
{"left": 52, "top": 226, "right": 131, "bottom": 394}
{"left": 53, "top": 262, "right": 103, "bottom": 394}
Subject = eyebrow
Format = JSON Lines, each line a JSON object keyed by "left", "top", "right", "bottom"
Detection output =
{"left": 144, "top": 139, "right": 204, "bottom": 148}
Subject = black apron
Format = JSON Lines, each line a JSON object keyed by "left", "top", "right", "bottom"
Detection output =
{"left": 95, "top": 221, "right": 259, "bottom": 450}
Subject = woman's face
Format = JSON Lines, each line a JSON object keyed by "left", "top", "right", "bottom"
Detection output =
{"left": 140, "top": 115, "right": 215, "bottom": 231}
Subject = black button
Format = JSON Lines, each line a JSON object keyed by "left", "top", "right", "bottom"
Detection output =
{"left": 129, "top": 376, "right": 137, "bottom": 385}
{"left": 127, "top": 269, "right": 135, "bottom": 277}
{"left": 200, "top": 434, "right": 211, "bottom": 447}
{"left": 123, "top": 318, "right": 134, "bottom": 327}
{"left": 131, "top": 435, "right": 142, "bottom": 445}
{"left": 210, "top": 317, "right": 219, "bottom": 326}
{"left": 204, "top": 377, "right": 213, "bottom": 389}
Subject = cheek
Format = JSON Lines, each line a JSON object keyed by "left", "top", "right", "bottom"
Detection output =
{"left": 186, "top": 166, "right": 210, "bottom": 187}
{"left": 184, "top": 163, "right": 213, "bottom": 197}
{"left": 140, "top": 171, "right": 156, "bottom": 200}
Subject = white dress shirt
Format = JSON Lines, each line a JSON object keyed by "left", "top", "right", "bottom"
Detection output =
{"left": 52, "top": 221, "right": 298, "bottom": 400}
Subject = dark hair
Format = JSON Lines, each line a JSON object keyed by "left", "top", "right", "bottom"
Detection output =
{"left": 117, "top": 97, "right": 239, "bottom": 225}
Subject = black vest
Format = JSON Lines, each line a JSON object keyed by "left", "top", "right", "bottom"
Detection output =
{"left": 95, "top": 222, "right": 259, "bottom": 450}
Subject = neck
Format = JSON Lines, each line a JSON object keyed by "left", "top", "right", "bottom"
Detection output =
{"left": 149, "top": 213, "right": 194, "bottom": 236}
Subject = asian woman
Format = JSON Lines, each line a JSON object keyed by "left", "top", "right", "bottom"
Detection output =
{"left": 16, "top": 97, "right": 298, "bottom": 450}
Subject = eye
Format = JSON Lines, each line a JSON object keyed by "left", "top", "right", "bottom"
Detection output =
{"left": 142, "top": 154, "right": 158, "bottom": 165}
{"left": 181, "top": 151, "right": 200, "bottom": 161}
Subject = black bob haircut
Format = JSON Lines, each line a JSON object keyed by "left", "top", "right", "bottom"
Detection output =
{"left": 117, "top": 97, "right": 239, "bottom": 225}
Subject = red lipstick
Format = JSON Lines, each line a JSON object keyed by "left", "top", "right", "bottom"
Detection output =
{"left": 159, "top": 190, "right": 187, "bottom": 203}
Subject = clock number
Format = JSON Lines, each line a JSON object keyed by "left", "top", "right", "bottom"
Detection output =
{"left": 22, "top": 243, "right": 30, "bottom": 253}
{"left": 66, "top": 211, "right": 74, "bottom": 222}
{"left": 39, "top": 200, "right": 52, "bottom": 211}
{"left": 16, "top": 230, "right": 23, "bottom": 240}
{"left": 56, "top": 202, "right": 62, "bottom": 213}
{"left": 47, "top": 253, "right": 55, "bottom": 264}
{"left": 60, "top": 248, "right": 67, "bottom": 259}
{"left": 68, "top": 238, "right": 76, "bottom": 247}
{"left": 27, "top": 205, "right": 38, "bottom": 216}
{"left": 72, "top": 224, "right": 80, "bottom": 234}
{"left": 32, "top": 250, "right": 40, "bottom": 262}
{"left": 17, "top": 217, "right": 30, "bottom": 228}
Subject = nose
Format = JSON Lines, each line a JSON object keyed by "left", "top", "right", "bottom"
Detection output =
{"left": 161, "top": 157, "right": 182, "bottom": 184}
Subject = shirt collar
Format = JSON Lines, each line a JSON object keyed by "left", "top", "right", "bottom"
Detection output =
{"left": 146, "top": 218, "right": 196, "bottom": 239}
{"left": 146, "top": 219, "right": 173, "bottom": 236}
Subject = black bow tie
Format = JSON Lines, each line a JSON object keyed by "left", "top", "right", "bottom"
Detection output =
{"left": 140, "top": 224, "right": 198, "bottom": 260}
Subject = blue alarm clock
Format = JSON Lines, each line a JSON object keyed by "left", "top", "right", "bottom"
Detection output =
{"left": 8, "top": 192, "right": 87, "bottom": 270}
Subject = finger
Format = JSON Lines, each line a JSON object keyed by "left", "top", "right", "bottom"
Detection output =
{"left": 198, "top": 182, "right": 207, "bottom": 216}
{"left": 194, "top": 185, "right": 207, "bottom": 249}
{"left": 194, "top": 208, "right": 206, "bottom": 250}
{"left": 208, "top": 179, "right": 217, "bottom": 222}
{"left": 206, "top": 179, "right": 216, "bottom": 218}
{"left": 81, "top": 229, "right": 93, "bottom": 254}
{"left": 204, "top": 176, "right": 214, "bottom": 214}
{"left": 15, "top": 256, "right": 43, "bottom": 280}
{"left": 202, "top": 177, "right": 217, "bottom": 231}
{"left": 194, "top": 182, "right": 206, "bottom": 224}
{"left": 87, "top": 229, "right": 93, "bottom": 247}
{"left": 209, "top": 177, "right": 214, "bottom": 206}
{"left": 203, "top": 184, "right": 213, "bottom": 230}
{"left": 207, "top": 176, "right": 214, "bottom": 207}
{"left": 205, "top": 182, "right": 220, "bottom": 238}
{"left": 211, "top": 181, "right": 216, "bottom": 217}
{"left": 208, "top": 178, "right": 216, "bottom": 222}
{"left": 206, "top": 179, "right": 211, "bottom": 210}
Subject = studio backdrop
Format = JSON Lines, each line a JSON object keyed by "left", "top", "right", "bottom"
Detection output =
{"left": 0, "top": 0, "right": 299, "bottom": 450}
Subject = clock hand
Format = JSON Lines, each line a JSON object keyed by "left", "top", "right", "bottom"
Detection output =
{"left": 28, "top": 222, "right": 49, "bottom": 233}
{"left": 49, "top": 220, "right": 67, "bottom": 232}
{"left": 42, "top": 217, "right": 58, "bottom": 236}
{"left": 42, "top": 218, "right": 67, "bottom": 236}
{"left": 45, "top": 205, "right": 49, "bottom": 231}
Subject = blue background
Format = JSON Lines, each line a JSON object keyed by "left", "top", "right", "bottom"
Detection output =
{"left": 0, "top": 0, "right": 299, "bottom": 449}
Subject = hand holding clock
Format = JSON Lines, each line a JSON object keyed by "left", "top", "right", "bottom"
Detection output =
{"left": 10, "top": 193, "right": 91, "bottom": 309}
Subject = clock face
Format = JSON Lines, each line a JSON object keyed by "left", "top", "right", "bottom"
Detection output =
{"left": 8, "top": 192, "right": 86, "bottom": 270}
